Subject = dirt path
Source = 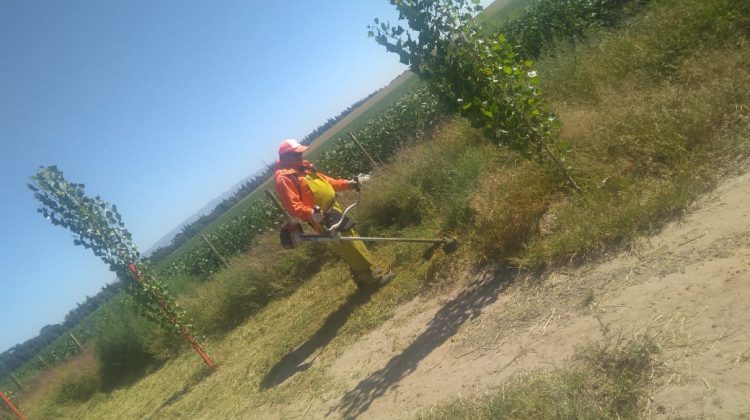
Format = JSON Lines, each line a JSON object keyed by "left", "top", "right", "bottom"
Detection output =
{"left": 267, "top": 169, "right": 750, "bottom": 419}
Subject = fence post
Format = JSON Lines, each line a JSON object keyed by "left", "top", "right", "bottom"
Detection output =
{"left": 37, "top": 355, "right": 50, "bottom": 369}
{"left": 0, "top": 390, "right": 28, "bottom": 420}
{"left": 200, "top": 235, "right": 230, "bottom": 269}
{"left": 69, "top": 332, "right": 84, "bottom": 351}
{"left": 348, "top": 133, "right": 381, "bottom": 169}
{"left": 9, "top": 374, "right": 23, "bottom": 393}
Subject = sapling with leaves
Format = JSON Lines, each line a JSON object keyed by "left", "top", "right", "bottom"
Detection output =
{"left": 370, "top": 0, "right": 581, "bottom": 193}
{"left": 28, "top": 166, "right": 214, "bottom": 367}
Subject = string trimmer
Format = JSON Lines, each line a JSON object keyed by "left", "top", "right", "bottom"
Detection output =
{"left": 278, "top": 188, "right": 458, "bottom": 258}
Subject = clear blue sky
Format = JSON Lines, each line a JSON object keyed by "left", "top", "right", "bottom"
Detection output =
{"left": 0, "top": 0, "right": 493, "bottom": 354}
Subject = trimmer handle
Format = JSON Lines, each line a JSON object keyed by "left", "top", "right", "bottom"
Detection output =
{"left": 325, "top": 202, "right": 358, "bottom": 234}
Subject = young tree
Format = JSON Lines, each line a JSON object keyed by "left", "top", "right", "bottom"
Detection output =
{"left": 28, "top": 166, "right": 214, "bottom": 368}
{"left": 370, "top": 0, "right": 581, "bottom": 192}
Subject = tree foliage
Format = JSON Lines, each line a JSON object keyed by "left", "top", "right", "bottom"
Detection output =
{"left": 370, "top": 0, "right": 557, "bottom": 157}
{"left": 28, "top": 166, "right": 188, "bottom": 334}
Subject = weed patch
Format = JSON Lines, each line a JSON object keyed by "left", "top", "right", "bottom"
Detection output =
{"left": 93, "top": 299, "right": 165, "bottom": 391}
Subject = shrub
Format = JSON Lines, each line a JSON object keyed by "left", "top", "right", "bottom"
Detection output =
{"left": 93, "top": 299, "right": 164, "bottom": 391}
{"left": 355, "top": 120, "right": 493, "bottom": 233}
{"left": 52, "top": 363, "right": 100, "bottom": 404}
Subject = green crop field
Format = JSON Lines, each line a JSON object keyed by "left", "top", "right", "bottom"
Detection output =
{"left": 305, "top": 71, "right": 422, "bottom": 158}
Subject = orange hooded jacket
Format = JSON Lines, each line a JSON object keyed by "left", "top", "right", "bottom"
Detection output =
{"left": 274, "top": 159, "right": 352, "bottom": 223}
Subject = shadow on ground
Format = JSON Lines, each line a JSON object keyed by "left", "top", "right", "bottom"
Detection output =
{"left": 143, "top": 366, "right": 215, "bottom": 419}
{"left": 332, "top": 268, "right": 511, "bottom": 418}
{"left": 260, "top": 288, "right": 374, "bottom": 389}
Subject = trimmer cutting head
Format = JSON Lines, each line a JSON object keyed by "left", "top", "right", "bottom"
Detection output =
{"left": 442, "top": 238, "right": 459, "bottom": 254}
{"left": 421, "top": 237, "right": 459, "bottom": 260}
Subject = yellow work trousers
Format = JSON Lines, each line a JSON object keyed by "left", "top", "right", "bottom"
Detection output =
{"left": 304, "top": 173, "right": 375, "bottom": 284}
{"left": 331, "top": 228, "right": 375, "bottom": 284}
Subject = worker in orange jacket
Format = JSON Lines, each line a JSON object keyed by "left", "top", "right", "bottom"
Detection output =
{"left": 274, "top": 138, "right": 391, "bottom": 288}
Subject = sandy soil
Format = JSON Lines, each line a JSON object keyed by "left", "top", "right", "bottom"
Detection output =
{"left": 261, "top": 169, "right": 750, "bottom": 419}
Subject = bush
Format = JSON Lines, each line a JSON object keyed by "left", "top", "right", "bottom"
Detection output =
{"left": 52, "top": 363, "right": 100, "bottom": 404}
{"left": 93, "top": 298, "right": 164, "bottom": 391}
{"left": 355, "top": 120, "right": 493, "bottom": 233}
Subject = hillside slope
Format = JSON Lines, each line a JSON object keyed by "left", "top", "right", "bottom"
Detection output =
{"left": 268, "top": 166, "right": 750, "bottom": 419}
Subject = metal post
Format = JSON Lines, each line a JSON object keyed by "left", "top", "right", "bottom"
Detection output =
{"left": 0, "top": 390, "right": 28, "bottom": 420}
{"left": 348, "top": 133, "right": 381, "bottom": 169}
{"left": 69, "top": 332, "right": 84, "bottom": 351}
{"left": 200, "top": 235, "right": 230, "bottom": 269}
{"left": 9, "top": 375, "right": 23, "bottom": 393}
{"left": 126, "top": 263, "right": 215, "bottom": 369}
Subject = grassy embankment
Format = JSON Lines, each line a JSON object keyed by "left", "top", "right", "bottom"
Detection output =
{"left": 16, "top": 0, "right": 750, "bottom": 417}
